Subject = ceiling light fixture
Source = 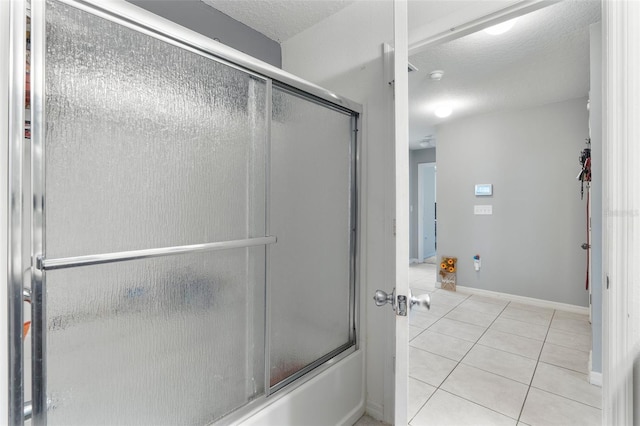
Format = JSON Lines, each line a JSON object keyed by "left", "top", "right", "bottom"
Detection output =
{"left": 484, "top": 18, "right": 517, "bottom": 35}
{"left": 434, "top": 105, "right": 452, "bottom": 118}
{"left": 429, "top": 70, "right": 444, "bottom": 81}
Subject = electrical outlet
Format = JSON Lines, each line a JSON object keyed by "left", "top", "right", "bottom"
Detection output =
{"left": 474, "top": 205, "right": 493, "bottom": 215}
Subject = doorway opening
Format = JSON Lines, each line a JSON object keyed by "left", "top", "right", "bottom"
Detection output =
{"left": 417, "top": 162, "right": 436, "bottom": 264}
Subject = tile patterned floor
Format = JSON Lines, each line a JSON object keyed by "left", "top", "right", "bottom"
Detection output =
{"left": 406, "top": 263, "right": 601, "bottom": 426}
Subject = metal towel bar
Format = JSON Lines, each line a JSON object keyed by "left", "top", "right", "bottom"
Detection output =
{"left": 37, "top": 236, "right": 277, "bottom": 271}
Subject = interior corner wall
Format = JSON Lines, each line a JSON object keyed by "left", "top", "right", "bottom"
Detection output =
{"left": 589, "top": 21, "right": 602, "bottom": 373}
{"left": 281, "top": 2, "right": 395, "bottom": 422}
{"left": 437, "top": 97, "right": 590, "bottom": 307}
{"left": 126, "top": 0, "right": 282, "bottom": 68}
{"left": 409, "top": 148, "right": 436, "bottom": 260}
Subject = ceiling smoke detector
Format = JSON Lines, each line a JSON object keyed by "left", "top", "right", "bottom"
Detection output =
{"left": 419, "top": 135, "right": 434, "bottom": 148}
{"left": 429, "top": 70, "right": 444, "bottom": 81}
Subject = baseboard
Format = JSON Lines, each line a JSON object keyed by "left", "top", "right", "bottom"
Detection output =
{"left": 455, "top": 285, "right": 589, "bottom": 314}
{"left": 588, "top": 350, "right": 603, "bottom": 387}
{"left": 365, "top": 400, "right": 384, "bottom": 422}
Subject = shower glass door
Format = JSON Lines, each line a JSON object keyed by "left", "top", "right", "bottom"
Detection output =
{"left": 24, "top": 0, "right": 360, "bottom": 424}
{"left": 269, "top": 86, "right": 356, "bottom": 390}
{"left": 34, "top": 1, "right": 269, "bottom": 424}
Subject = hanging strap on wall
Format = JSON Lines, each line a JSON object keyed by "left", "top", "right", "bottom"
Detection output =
{"left": 586, "top": 189, "right": 590, "bottom": 291}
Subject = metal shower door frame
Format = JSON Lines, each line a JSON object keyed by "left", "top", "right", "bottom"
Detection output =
{"left": 6, "top": 0, "right": 27, "bottom": 424}
{"left": 8, "top": 0, "right": 363, "bottom": 424}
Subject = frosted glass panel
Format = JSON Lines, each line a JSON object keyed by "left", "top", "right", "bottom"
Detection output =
{"left": 44, "top": 0, "right": 267, "bottom": 258}
{"left": 45, "top": 247, "right": 265, "bottom": 425}
{"left": 269, "top": 87, "right": 354, "bottom": 386}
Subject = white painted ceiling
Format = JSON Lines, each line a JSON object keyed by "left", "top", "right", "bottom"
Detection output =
{"left": 200, "top": 0, "right": 600, "bottom": 151}
{"left": 409, "top": 0, "right": 601, "bottom": 150}
{"left": 201, "top": 0, "right": 355, "bottom": 42}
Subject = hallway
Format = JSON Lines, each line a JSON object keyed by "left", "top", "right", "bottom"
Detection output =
{"left": 406, "top": 263, "right": 601, "bottom": 425}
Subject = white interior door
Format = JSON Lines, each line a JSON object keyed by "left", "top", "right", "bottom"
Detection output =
{"left": 373, "top": 3, "right": 416, "bottom": 424}
{"left": 394, "top": 1, "right": 410, "bottom": 424}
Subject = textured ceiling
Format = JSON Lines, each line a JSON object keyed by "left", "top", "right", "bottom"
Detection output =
{"left": 409, "top": 0, "right": 601, "bottom": 149}
{"left": 201, "top": 0, "right": 355, "bottom": 42}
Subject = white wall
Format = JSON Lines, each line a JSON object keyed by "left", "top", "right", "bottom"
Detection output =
{"left": 437, "top": 97, "right": 590, "bottom": 306}
{"left": 127, "top": 0, "right": 282, "bottom": 67}
{"left": 283, "top": 1, "right": 395, "bottom": 420}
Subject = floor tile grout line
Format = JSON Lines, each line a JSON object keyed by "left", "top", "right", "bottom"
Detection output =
{"left": 534, "top": 359, "right": 591, "bottom": 375}
{"left": 423, "top": 315, "right": 488, "bottom": 339}
{"left": 407, "top": 269, "right": 598, "bottom": 424}
{"left": 408, "top": 290, "right": 487, "bottom": 422}
{"left": 408, "top": 291, "right": 472, "bottom": 343}
{"left": 415, "top": 299, "right": 512, "bottom": 419}
{"left": 482, "top": 325, "right": 548, "bottom": 342}
{"left": 407, "top": 374, "right": 436, "bottom": 388}
{"left": 458, "top": 358, "right": 534, "bottom": 386}
{"left": 473, "top": 342, "right": 540, "bottom": 361}
{"left": 548, "top": 327, "right": 592, "bottom": 337}
{"left": 542, "top": 340, "right": 592, "bottom": 354}
{"left": 528, "top": 383, "right": 603, "bottom": 410}
{"left": 516, "top": 307, "right": 557, "bottom": 423}
{"left": 408, "top": 338, "right": 469, "bottom": 363}
{"left": 406, "top": 267, "right": 439, "bottom": 423}
{"left": 407, "top": 388, "right": 433, "bottom": 424}
{"left": 437, "top": 388, "right": 522, "bottom": 422}
{"left": 412, "top": 327, "right": 482, "bottom": 346}
{"left": 498, "top": 313, "right": 554, "bottom": 328}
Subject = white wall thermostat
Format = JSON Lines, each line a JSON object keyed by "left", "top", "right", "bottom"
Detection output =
{"left": 475, "top": 184, "right": 493, "bottom": 196}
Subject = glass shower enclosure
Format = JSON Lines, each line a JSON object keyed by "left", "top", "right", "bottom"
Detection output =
{"left": 7, "top": 0, "right": 361, "bottom": 424}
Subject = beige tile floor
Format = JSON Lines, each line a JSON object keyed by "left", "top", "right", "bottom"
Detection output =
{"left": 355, "top": 262, "right": 601, "bottom": 426}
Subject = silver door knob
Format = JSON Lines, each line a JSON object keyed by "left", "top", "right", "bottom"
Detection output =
{"left": 409, "top": 290, "right": 431, "bottom": 310}
{"left": 374, "top": 289, "right": 395, "bottom": 306}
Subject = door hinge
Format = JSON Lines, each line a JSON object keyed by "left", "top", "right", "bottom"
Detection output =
{"left": 393, "top": 219, "right": 396, "bottom": 237}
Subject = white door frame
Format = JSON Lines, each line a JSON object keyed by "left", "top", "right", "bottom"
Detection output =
{"left": 602, "top": 0, "right": 640, "bottom": 424}
{"left": 393, "top": 0, "right": 410, "bottom": 424}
